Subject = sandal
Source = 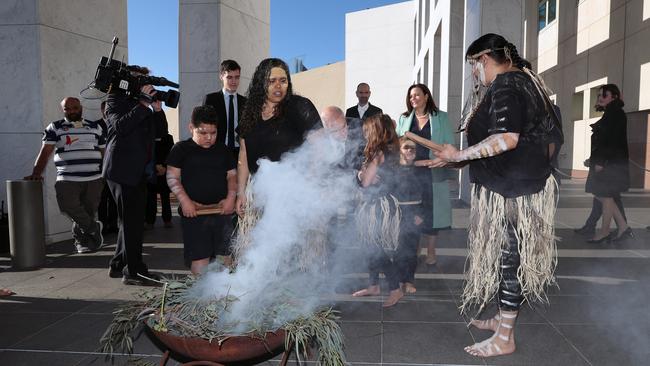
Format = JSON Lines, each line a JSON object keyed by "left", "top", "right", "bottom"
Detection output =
{"left": 465, "top": 310, "right": 517, "bottom": 357}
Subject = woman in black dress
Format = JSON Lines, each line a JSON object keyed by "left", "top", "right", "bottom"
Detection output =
{"left": 234, "top": 58, "right": 321, "bottom": 215}
{"left": 585, "top": 84, "right": 632, "bottom": 243}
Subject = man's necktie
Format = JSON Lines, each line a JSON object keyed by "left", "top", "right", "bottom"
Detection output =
{"left": 227, "top": 94, "right": 235, "bottom": 149}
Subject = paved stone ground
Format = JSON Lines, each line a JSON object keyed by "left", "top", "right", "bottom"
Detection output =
{"left": 1, "top": 179, "right": 649, "bottom": 366}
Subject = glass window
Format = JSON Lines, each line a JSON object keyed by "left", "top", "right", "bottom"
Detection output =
{"left": 548, "top": 0, "right": 557, "bottom": 23}
{"left": 538, "top": 1, "right": 547, "bottom": 30}
{"left": 417, "top": 0, "right": 422, "bottom": 49}
{"left": 425, "top": 0, "right": 430, "bottom": 33}
{"left": 424, "top": 51, "right": 429, "bottom": 85}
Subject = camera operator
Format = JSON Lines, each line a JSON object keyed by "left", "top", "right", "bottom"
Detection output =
{"left": 103, "top": 66, "right": 168, "bottom": 286}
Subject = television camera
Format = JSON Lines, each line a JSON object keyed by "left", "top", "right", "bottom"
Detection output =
{"left": 92, "top": 37, "right": 179, "bottom": 108}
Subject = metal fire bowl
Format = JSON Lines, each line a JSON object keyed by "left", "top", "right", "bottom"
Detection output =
{"left": 147, "top": 324, "right": 286, "bottom": 364}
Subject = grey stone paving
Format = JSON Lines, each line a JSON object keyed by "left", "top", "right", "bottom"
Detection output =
{"left": 1, "top": 179, "right": 649, "bottom": 365}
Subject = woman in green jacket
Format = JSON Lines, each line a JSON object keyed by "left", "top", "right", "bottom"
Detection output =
{"left": 396, "top": 84, "right": 454, "bottom": 269}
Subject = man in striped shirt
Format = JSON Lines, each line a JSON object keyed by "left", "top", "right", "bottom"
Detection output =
{"left": 25, "top": 97, "right": 107, "bottom": 253}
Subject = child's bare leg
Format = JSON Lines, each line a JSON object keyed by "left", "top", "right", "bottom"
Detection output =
{"left": 191, "top": 258, "right": 210, "bottom": 276}
{"left": 423, "top": 234, "right": 437, "bottom": 265}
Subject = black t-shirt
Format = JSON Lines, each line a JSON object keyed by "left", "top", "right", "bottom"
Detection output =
{"left": 166, "top": 139, "right": 236, "bottom": 204}
{"left": 241, "top": 95, "right": 321, "bottom": 174}
{"left": 466, "top": 71, "right": 551, "bottom": 198}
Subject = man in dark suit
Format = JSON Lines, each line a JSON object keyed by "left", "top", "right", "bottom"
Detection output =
{"left": 203, "top": 60, "right": 247, "bottom": 159}
{"left": 345, "top": 82, "right": 383, "bottom": 120}
{"left": 103, "top": 67, "right": 168, "bottom": 286}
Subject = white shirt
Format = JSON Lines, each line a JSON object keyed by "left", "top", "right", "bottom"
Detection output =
{"left": 357, "top": 103, "right": 369, "bottom": 119}
{"left": 222, "top": 88, "right": 239, "bottom": 147}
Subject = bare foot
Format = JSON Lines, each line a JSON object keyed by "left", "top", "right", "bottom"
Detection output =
{"left": 468, "top": 314, "right": 501, "bottom": 331}
{"left": 464, "top": 333, "right": 515, "bottom": 357}
{"left": 0, "top": 288, "right": 15, "bottom": 297}
{"left": 382, "top": 288, "right": 404, "bottom": 307}
{"left": 465, "top": 310, "right": 517, "bottom": 357}
{"left": 403, "top": 282, "right": 417, "bottom": 294}
{"left": 352, "top": 285, "right": 380, "bottom": 297}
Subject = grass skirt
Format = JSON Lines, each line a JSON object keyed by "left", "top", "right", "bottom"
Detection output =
{"left": 355, "top": 194, "right": 402, "bottom": 252}
{"left": 231, "top": 177, "right": 330, "bottom": 270}
{"left": 461, "top": 176, "right": 558, "bottom": 315}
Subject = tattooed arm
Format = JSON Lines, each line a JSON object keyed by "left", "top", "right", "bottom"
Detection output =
{"left": 432, "top": 132, "right": 519, "bottom": 165}
{"left": 166, "top": 165, "right": 197, "bottom": 218}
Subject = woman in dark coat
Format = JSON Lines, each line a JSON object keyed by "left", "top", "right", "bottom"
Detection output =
{"left": 585, "top": 84, "right": 632, "bottom": 242}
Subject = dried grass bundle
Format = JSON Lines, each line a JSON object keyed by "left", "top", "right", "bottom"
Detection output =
{"left": 100, "top": 276, "right": 346, "bottom": 365}
{"left": 461, "top": 176, "right": 558, "bottom": 315}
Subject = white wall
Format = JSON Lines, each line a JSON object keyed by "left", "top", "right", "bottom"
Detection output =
{"left": 345, "top": 1, "right": 415, "bottom": 120}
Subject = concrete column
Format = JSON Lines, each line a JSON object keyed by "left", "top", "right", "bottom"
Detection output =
{"left": 178, "top": 0, "right": 269, "bottom": 140}
{"left": 0, "top": 0, "right": 127, "bottom": 243}
{"left": 458, "top": 0, "right": 524, "bottom": 202}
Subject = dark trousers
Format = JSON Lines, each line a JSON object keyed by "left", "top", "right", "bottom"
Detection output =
{"left": 584, "top": 194, "right": 627, "bottom": 229}
{"left": 54, "top": 179, "right": 104, "bottom": 241}
{"left": 98, "top": 182, "right": 117, "bottom": 230}
{"left": 368, "top": 250, "right": 400, "bottom": 291}
{"left": 497, "top": 224, "right": 524, "bottom": 311}
{"left": 145, "top": 179, "right": 171, "bottom": 225}
{"left": 107, "top": 178, "right": 148, "bottom": 276}
{"left": 396, "top": 229, "right": 419, "bottom": 284}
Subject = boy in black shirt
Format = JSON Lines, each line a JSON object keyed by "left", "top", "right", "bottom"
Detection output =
{"left": 166, "top": 106, "right": 237, "bottom": 275}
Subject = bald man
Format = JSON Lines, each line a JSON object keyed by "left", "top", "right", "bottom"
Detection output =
{"left": 345, "top": 83, "right": 382, "bottom": 120}
{"left": 26, "top": 97, "right": 107, "bottom": 254}
{"left": 321, "top": 106, "right": 365, "bottom": 171}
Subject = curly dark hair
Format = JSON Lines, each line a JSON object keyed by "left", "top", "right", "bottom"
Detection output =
{"left": 466, "top": 33, "right": 530, "bottom": 70}
{"left": 239, "top": 58, "right": 293, "bottom": 137}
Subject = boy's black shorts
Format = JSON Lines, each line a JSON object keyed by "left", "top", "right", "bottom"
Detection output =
{"left": 181, "top": 214, "right": 233, "bottom": 265}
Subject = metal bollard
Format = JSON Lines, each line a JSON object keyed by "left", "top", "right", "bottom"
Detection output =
{"left": 7, "top": 180, "right": 46, "bottom": 269}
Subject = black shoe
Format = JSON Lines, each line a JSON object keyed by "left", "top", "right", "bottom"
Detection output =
{"left": 89, "top": 221, "right": 104, "bottom": 249}
{"left": 108, "top": 267, "right": 123, "bottom": 278}
{"left": 612, "top": 227, "right": 634, "bottom": 242}
{"left": 122, "top": 272, "right": 162, "bottom": 286}
{"left": 587, "top": 232, "right": 614, "bottom": 244}
{"left": 574, "top": 226, "right": 595, "bottom": 236}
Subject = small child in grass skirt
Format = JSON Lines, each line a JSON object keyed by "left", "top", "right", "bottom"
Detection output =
{"left": 352, "top": 114, "right": 422, "bottom": 307}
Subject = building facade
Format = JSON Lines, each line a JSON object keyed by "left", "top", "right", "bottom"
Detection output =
{"left": 292, "top": 61, "right": 346, "bottom": 113}
{"left": 409, "top": 0, "right": 650, "bottom": 197}
{"left": 523, "top": 0, "right": 650, "bottom": 187}
{"left": 345, "top": 2, "right": 416, "bottom": 119}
